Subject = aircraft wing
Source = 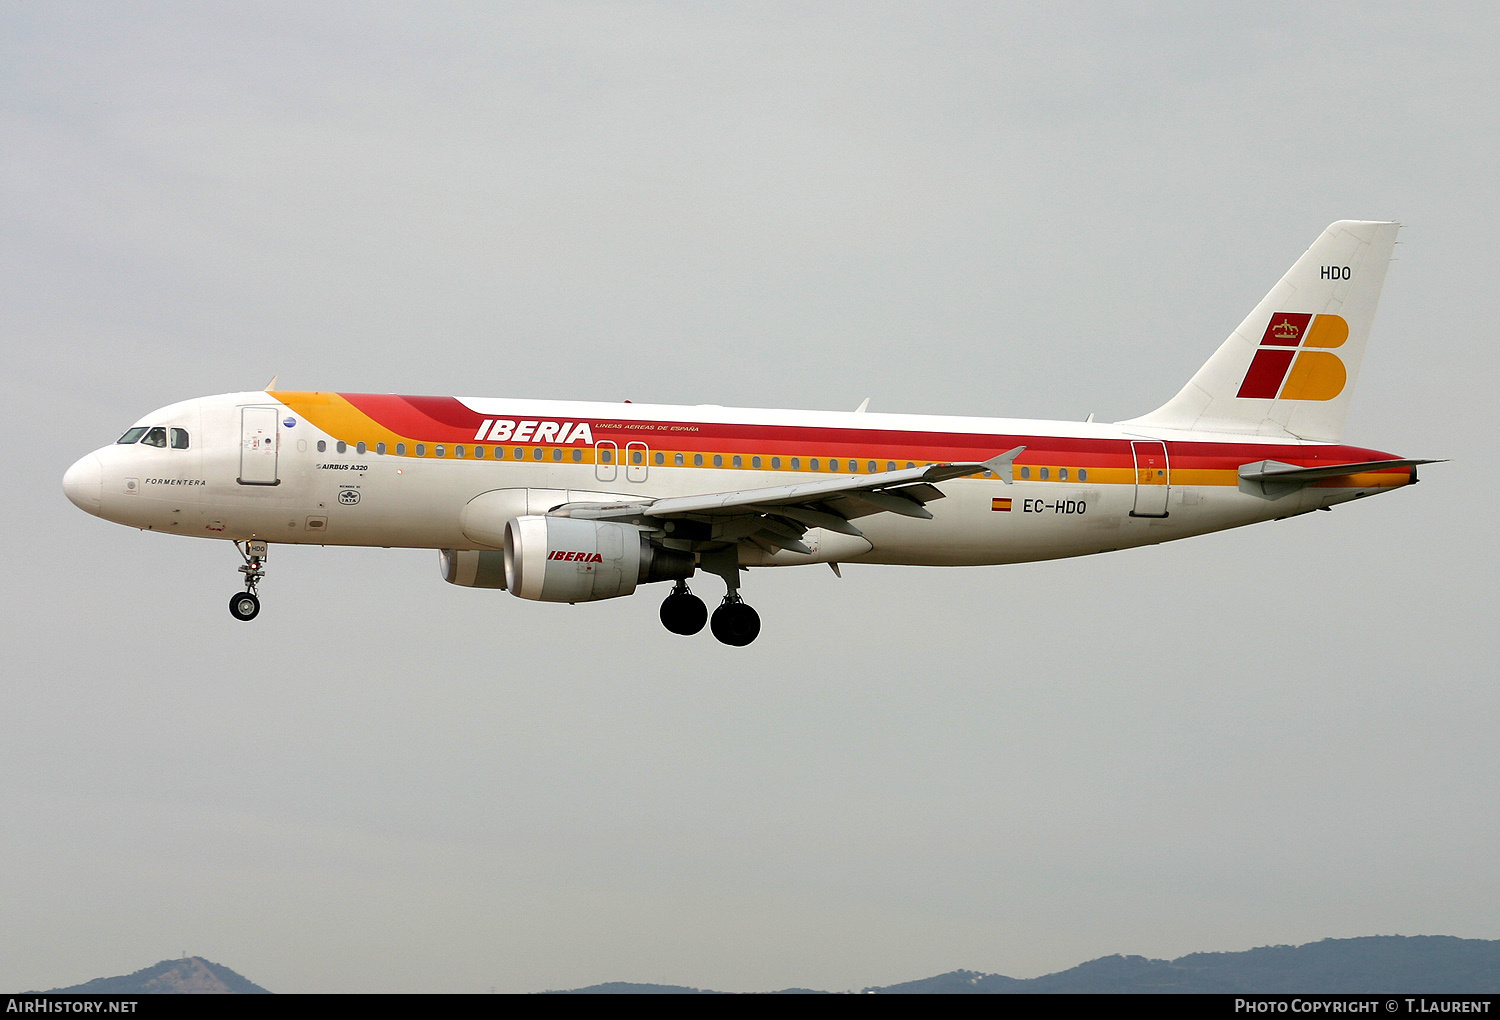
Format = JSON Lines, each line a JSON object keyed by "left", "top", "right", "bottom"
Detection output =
{"left": 551, "top": 447, "right": 1025, "bottom": 554}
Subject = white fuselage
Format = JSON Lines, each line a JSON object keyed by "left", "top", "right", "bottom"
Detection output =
{"left": 63, "top": 391, "right": 1411, "bottom": 571}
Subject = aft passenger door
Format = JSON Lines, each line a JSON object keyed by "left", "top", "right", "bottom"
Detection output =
{"left": 238, "top": 406, "right": 281, "bottom": 486}
{"left": 1129, "top": 441, "right": 1169, "bottom": 517}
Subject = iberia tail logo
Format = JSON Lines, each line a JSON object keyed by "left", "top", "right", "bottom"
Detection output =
{"left": 1236, "top": 313, "right": 1349, "bottom": 401}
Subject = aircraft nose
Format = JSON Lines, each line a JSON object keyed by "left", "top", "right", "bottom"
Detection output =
{"left": 63, "top": 453, "right": 103, "bottom": 513}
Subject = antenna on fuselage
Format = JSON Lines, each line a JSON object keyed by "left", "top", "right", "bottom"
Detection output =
{"left": 854, "top": 397, "right": 870, "bottom": 413}
{"left": 265, "top": 375, "right": 278, "bottom": 391}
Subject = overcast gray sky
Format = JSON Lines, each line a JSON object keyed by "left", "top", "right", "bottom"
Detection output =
{"left": 3, "top": 1, "right": 1496, "bottom": 994}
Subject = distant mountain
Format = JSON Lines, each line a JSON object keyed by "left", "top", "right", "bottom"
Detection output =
{"left": 546, "top": 982, "right": 827, "bottom": 994}
{"left": 868, "top": 936, "right": 1500, "bottom": 994}
{"left": 44, "top": 957, "right": 270, "bottom": 994}
{"left": 545, "top": 936, "right": 1500, "bottom": 993}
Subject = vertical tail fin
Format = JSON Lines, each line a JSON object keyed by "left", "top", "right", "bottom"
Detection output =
{"left": 1123, "top": 220, "right": 1399, "bottom": 442}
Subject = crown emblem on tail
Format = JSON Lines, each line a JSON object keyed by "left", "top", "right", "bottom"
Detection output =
{"left": 1272, "top": 317, "right": 1302, "bottom": 341}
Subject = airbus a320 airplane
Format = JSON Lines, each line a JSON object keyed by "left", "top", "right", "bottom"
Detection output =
{"left": 64, "top": 221, "right": 1433, "bottom": 645}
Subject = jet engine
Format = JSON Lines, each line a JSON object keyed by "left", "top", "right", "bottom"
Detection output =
{"left": 439, "top": 548, "right": 508, "bottom": 588}
{"left": 503, "top": 516, "right": 694, "bottom": 602}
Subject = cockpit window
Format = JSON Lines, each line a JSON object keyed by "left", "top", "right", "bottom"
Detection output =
{"left": 140, "top": 427, "right": 168, "bottom": 448}
{"left": 170, "top": 428, "right": 189, "bottom": 450}
{"left": 117, "top": 427, "right": 148, "bottom": 444}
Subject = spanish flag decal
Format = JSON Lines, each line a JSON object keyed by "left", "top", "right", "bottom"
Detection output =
{"left": 991, "top": 497, "right": 1012, "bottom": 512}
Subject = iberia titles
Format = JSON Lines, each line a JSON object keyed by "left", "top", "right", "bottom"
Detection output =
{"left": 472, "top": 420, "right": 594, "bottom": 444}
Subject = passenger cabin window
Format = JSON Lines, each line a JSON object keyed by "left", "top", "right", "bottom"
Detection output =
{"left": 572, "top": 449, "right": 582, "bottom": 462}
{"left": 397, "top": 443, "right": 406, "bottom": 456}
{"left": 694, "top": 454, "right": 703, "bottom": 466}
{"left": 810, "top": 458, "right": 820, "bottom": 470}
{"left": 886, "top": 462, "right": 895, "bottom": 472}
{"left": 771, "top": 457, "right": 780, "bottom": 469}
{"left": 473, "top": 445, "right": 483, "bottom": 458}
{"left": 436, "top": 445, "right": 445, "bottom": 458}
{"left": 141, "top": 427, "right": 167, "bottom": 448}
{"left": 869, "top": 461, "right": 878, "bottom": 473}
{"left": 1059, "top": 468, "right": 1068, "bottom": 480}
{"left": 1039, "top": 468, "right": 1049, "bottom": 480}
{"left": 713, "top": 455, "right": 723, "bottom": 467}
{"left": 1078, "top": 469, "right": 1087, "bottom": 481}
{"left": 830, "top": 459, "right": 840, "bottom": 471}
{"left": 117, "top": 427, "right": 148, "bottom": 444}
{"left": 455, "top": 445, "right": 465, "bottom": 458}
{"left": 791, "top": 458, "right": 800, "bottom": 470}
{"left": 1020, "top": 466, "right": 1030, "bottom": 479}
{"left": 170, "top": 428, "right": 189, "bottom": 449}
{"left": 552, "top": 448, "right": 562, "bottom": 461}
{"left": 416, "top": 444, "right": 426, "bottom": 457}
{"left": 337, "top": 441, "right": 347, "bottom": 454}
{"left": 655, "top": 452, "right": 664, "bottom": 465}
{"left": 675, "top": 453, "right": 684, "bottom": 466}
{"left": 378, "top": 442, "right": 388, "bottom": 455}
{"left": 317, "top": 440, "right": 327, "bottom": 453}
{"left": 356, "top": 442, "right": 367, "bottom": 454}
{"left": 752, "top": 456, "right": 761, "bottom": 468}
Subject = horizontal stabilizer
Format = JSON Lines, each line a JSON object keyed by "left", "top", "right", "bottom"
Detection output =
{"left": 1238, "top": 457, "right": 1440, "bottom": 498}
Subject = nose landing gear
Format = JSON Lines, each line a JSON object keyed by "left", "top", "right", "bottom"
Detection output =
{"left": 230, "top": 540, "right": 267, "bottom": 622}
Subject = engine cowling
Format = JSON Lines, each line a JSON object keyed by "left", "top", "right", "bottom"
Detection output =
{"left": 439, "top": 548, "right": 508, "bottom": 588}
{"left": 503, "top": 516, "right": 693, "bottom": 602}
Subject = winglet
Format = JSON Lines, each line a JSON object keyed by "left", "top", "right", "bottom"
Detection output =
{"left": 920, "top": 446, "right": 1027, "bottom": 485}
{"left": 918, "top": 447, "right": 1026, "bottom": 489}
{"left": 984, "top": 446, "right": 1026, "bottom": 484}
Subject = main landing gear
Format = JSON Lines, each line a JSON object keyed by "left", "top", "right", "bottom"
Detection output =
{"left": 660, "top": 582, "right": 708, "bottom": 635}
{"left": 229, "top": 540, "right": 267, "bottom": 622}
{"left": 710, "top": 594, "right": 760, "bottom": 647}
{"left": 658, "top": 566, "right": 762, "bottom": 647}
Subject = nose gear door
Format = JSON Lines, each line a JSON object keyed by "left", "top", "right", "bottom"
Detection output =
{"left": 238, "top": 406, "right": 281, "bottom": 486}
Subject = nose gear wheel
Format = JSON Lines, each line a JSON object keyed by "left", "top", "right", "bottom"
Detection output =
{"left": 229, "top": 591, "right": 260, "bottom": 621}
